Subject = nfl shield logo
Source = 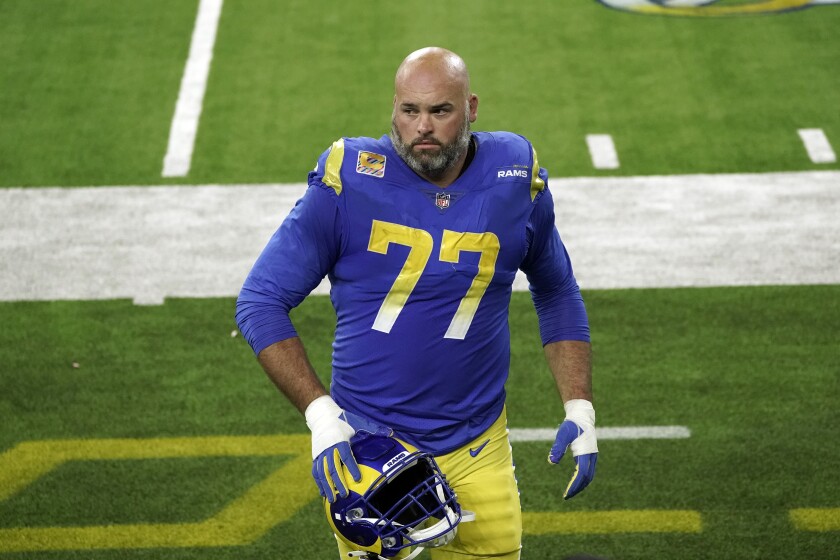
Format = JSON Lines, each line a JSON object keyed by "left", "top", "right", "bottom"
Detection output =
{"left": 435, "top": 192, "right": 450, "bottom": 210}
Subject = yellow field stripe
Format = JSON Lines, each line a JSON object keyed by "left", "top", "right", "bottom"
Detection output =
{"left": 523, "top": 510, "right": 703, "bottom": 534}
{"left": 0, "top": 524, "right": 228, "bottom": 552}
{"left": 208, "top": 451, "right": 313, "bottom": 542}
{"left": 0, "top": 435, "right": 309, "bottom": 501}
{"left": 789, "top": 508, "right": 840, "bottom": 531}
{"left": 0, "top": 442, "right": 64, "bottom": 502}
{"left": 0, "top": 435, "right": 707, "bottom": 552}
{"left": 0, "top": 434, "right": 313, "bottom": 552}
{"left": 0, "top": 452, "right": 314, "bottom": 552}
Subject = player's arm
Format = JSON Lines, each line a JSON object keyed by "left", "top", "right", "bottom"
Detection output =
{"left": 544, "top": 339, "right": 592, "bottom": 404}
{"left": 235, "top": 183, "right": 341, "bottom": 356}
{"left": 235, "top": 172, "right": 364, "bottom": 502}
{"left": 520, "top": 181, "right": 598, "bottom": 500}
{"left": 257, "top": 336, "right": 363, "bottom": 503}
{"left": 256, "top": 337, "right": 392, "bottom": 503}
{"left": 257, "top": 337, "right": 328, "bottom": 415}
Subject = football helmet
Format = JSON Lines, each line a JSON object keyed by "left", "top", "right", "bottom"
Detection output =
{"left": 326, "top": 433, "right": 473, "bottom": 560}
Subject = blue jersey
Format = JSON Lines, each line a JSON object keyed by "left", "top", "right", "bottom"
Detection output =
{"left": 236, "top": 132, "right": 589, "bottom": 454}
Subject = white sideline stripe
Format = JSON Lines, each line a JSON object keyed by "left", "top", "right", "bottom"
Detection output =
{"left": 585, "top": 134, "right": 620, "bottom": 169}
{"left": 798, "top": 128, "right": 837, "bottom": 164}
{"left": 161, "top": 0, "right": 224, "bottom": 178}
{"left": 1, "top": 171, "right": 839, "bottom": 303}
{"left": 509, "top": 426, "right": 691, "bottom": 442}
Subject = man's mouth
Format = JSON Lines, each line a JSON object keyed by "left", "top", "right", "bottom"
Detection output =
{"left": 412, "top": 138, "right": 441, "bottom": 150}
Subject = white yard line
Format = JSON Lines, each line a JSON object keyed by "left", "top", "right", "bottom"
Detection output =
{"left": 798, "top": 128, "right": 837, "bottom": 164}
{"left": 585, "top": 134, "right": 620, "bottom": 169}
{"left": 0, "top": 171, "right": 839, "bottom": 303}
{"left": 161, "top": 0, "right": 224, "bottom": 178}
{"left": 509, "top": 426, "right": 691, "bottom": 442}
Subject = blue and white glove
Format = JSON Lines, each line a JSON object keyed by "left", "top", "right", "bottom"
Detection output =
{"left": 548, "top": 399, "right": 598, "bottom": 500}
{"left": 304, "top": 395, "right": 392, "bottom": 502}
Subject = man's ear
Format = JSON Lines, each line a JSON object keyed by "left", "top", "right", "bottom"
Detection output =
{"left": 469, "top": 94, "right": 479, "bottom": 122}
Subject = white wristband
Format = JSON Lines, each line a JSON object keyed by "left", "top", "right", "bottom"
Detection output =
{"left": 304, "top": 395, "right": 342, "bottom": 430}
{"left": 563, "top": 399, "right": 598, "bottom": 455}
{"left": 304, "top": 395, "right": 354, "bottom": 460}
{"left": 563, "top": 399, "right": 595, "bottom": 426}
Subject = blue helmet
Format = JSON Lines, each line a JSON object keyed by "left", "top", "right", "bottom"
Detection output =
{"left": 325, "top": 433, "right": 471, "bottom": 559}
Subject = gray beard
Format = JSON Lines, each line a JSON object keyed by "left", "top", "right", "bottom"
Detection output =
{"left": 390, "top": 116, "right": 472, "bottom": 181}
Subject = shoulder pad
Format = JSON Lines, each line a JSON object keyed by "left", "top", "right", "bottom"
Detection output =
{"left": 321, "top": 138, "right": 345, "bottom": 195}
{"left": 530, "top": 145, "right": 546, "bottom": 202}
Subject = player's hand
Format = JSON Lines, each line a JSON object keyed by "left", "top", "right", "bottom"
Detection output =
{"left": 305, "top": 396, "right": 360, "bottom": 503}
{"left": 548, "top": 399, "right": 598, "bottom": 500}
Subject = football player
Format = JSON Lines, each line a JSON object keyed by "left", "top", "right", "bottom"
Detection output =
{"left": 236, "top": 47, "right": 598, "bottom": 559}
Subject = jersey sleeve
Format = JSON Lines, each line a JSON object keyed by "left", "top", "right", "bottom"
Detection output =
{"left": 235, "top": 150, "right": 344, "bottom": 356}
{"left": 520, "top": 182, "right": 591, "bottom": 345}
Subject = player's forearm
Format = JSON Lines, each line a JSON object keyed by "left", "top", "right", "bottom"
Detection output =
{"left": 544, "top": 340, "right": 593, "bottom": 403}
{"left": 257, "top": 337, "right": 329, "bottom": 415}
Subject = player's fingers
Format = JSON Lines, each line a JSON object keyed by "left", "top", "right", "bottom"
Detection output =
{"left": 563, "top": 453, "right": 597, "bottom": 500}
{"left": 327, "top": 446, "right": 349, "bottom": 499}
{"left": 312, "top": 455, "right": 328, "bottom": 499}
{"left": 337, "top": 441, "right": 362, "bottom": 482}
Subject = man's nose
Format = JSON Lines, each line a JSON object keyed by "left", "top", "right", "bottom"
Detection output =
{"left": 417, "top": 112, "right": 433, "bottom": 135}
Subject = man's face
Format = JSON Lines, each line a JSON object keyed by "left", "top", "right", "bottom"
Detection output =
{"left": 390, "top": 69, "right": 477, "bottom": 181}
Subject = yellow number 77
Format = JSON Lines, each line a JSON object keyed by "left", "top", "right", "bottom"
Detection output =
{"left": 367, "top": 220, "right": 500, "bottom": 340}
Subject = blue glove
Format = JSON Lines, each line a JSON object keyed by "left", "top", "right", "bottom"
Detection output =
{"left": 305, "top": 397, "right": 393, "bottom": 502}
{"left": 312, "top": 439, "right": 359, "bottom": 503}
{"left": 306, "top": 396, "right": 359, "bottom": 502}
{"left": 548, "top": 400, "right": 599, "bottom": 500}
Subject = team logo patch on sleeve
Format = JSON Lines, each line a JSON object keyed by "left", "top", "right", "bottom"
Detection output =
{"left": 356, "top": 151, "right": 387, "bottom": 178}
{"left": 496, "top": 165, "right": 530, "bottom": 180}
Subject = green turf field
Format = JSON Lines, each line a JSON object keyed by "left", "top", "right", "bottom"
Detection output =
{"left": 1, "top": 0, "right": 838, "bottom": 187}
{"left": 1, "top": 0, "right": 839, "bottom": 558}
{"left": 0, "top": 288, "right": 838, "bottom": 558}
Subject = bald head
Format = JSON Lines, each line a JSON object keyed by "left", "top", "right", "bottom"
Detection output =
{"left": 395, "top": 47, "right": 471, "bottom": 98}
